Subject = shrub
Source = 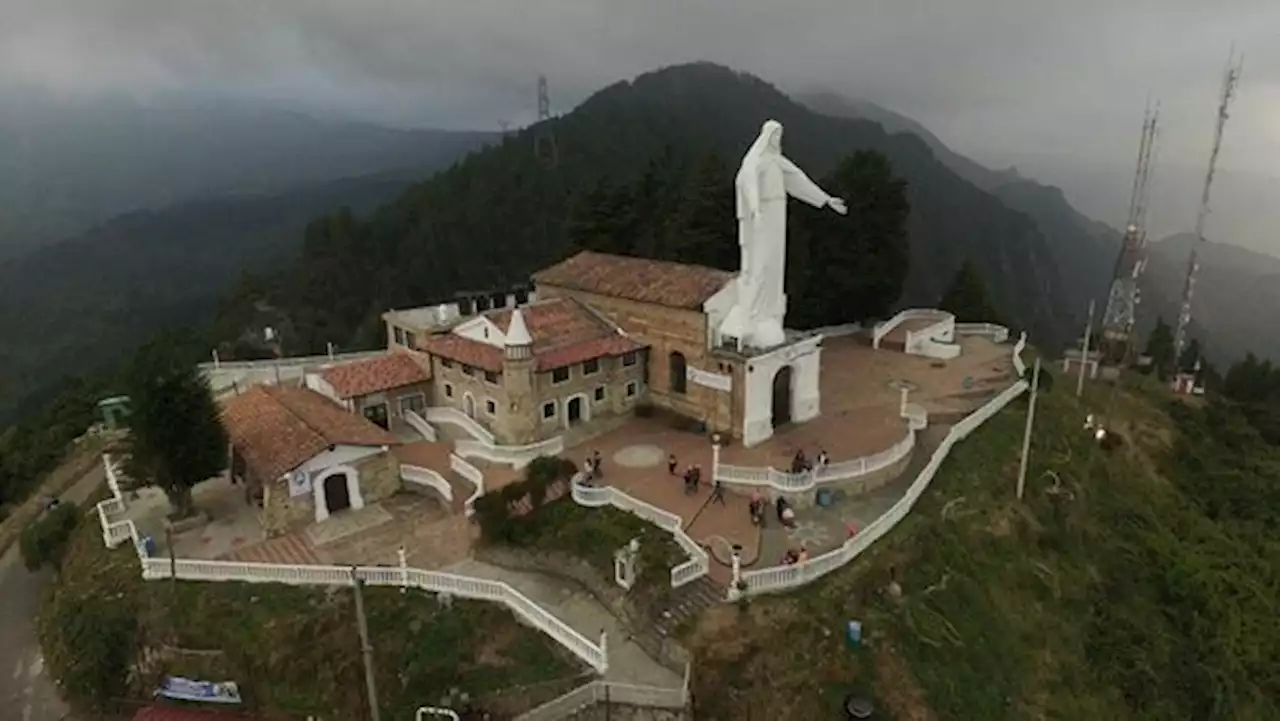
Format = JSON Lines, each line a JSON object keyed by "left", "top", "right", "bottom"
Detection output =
{"left": 20, "top": 501, "right": 80, "bottom": 571}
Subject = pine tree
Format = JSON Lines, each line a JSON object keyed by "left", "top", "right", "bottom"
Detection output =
{"left": 1178, "top": 337, "right": 1203, "bottom": 373}
{"left": 660, "top": 152, "right": 736, "bottom": 269}
{"left": 122, "top": 332, "right": 228, "bottom": 519}
{"left": 1143, "top": 316, "right": 1175, "bottom": 379}
{"left": 566, "top": 180, "right": 637, "bottom": 255}
{"left": 938, "top": 259, "right": 1001, "bottom": 323}
{"left": 790, "top": 150, "right": 910, "bottom": 328}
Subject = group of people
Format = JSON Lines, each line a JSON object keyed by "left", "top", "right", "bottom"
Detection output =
{"left": 790, "top": 447, "right": 830, "bottom": 476}
{"left": 580, "top": 450, "right": 604, "bottom": 484}
{"left": 781, "top": 545, "right": 810, "bottom": 565}
{"left": 745, "top": 491, "right": 798, "bottom": 529}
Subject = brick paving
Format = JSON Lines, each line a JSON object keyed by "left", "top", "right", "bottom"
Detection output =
{"left": 222, "top": 532, "right": 321, "bottom": 566}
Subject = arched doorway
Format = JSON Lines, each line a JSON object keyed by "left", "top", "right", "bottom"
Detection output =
{"left": 324, "top": 473, "right": 352, "bottom": 514}
{"left": 669, "top": 352, "right": 688, "bottom": 395}
{"left": 771, "top": 365, "right": 793, "bottom": 429}
{"left": 463, "top": 393, "right": 476, "bottom": 418}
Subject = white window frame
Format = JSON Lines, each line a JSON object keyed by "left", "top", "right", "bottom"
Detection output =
{"left": 397, "top": 392, "right": 426, "bottom": 416}
{"left": 551, "top": 366, "right": 571, "bottom": 385}
{"left": 582, "top": 358, "right": 600, "bottom": 376}
{"left": 483, "top": 370, "right": 500, "bottom": 385}
{"left": 444, "top": 382, "right": 455, "bottom": 398}
{"left": 622, "top": 352, "right": 638, "bottom": 367}
{"left": 393, "top": 327, "right": 405, "bottom": 345}
{"left": 593, "top": 385, "right": 607, "bottom": 404}
{"left": 485, "top": 397, "right": 498, "bottom": 416}
{"left": 541, "top": 400, "right": 557, "bottom": 421}
{"left": 625, "top": 381, "right": 638, "bottom": 398}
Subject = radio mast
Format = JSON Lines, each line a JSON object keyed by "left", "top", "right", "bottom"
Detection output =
{"left": 1173, "top": 50, "right": 1243, "bottom": 365}
{"left": 1099, "top": 102, "right": 1160, "bottom": 368}
{"left": 534, "top": 75, "right": 558, "bottom": 167}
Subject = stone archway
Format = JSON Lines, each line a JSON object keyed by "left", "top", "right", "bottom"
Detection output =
{"left": 463, "top": 393, "right": 476, "bottom": 418}
{"left": 313, "top": 464, "right": 365, "bottom": 523}
{"left": 324, "top": 473, "right": 351, "bottom": 514}
{"left": 669, "top": 352, "right": 688, "bottom": 395}
{"left": 772, "top": 365, "right": 793, "bottom": 429}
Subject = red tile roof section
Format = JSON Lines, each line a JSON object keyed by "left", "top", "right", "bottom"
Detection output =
{"left": 420, "top": 297, "right": 646, "bottom": 372}
{"left": 318, "top": 351, "right": 430, "bottom": 399}
{"left": 533, "top": 250, "right": 734, "bottom": 309}
{"left": 220, "top": 385, "right": 398, "bottom": 483}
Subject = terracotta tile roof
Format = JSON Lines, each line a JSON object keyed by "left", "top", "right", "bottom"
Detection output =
{"left": 421, "top": 297, "right": 647, "bottom": 373}
{"left": 220, "top": 385, "right": 397, "bottom": 483}
{"left": 318, "top": 352, "right": 430, "bottom": 399}
{"left": 533, "top": 250, "right": 735, "bottom": 309}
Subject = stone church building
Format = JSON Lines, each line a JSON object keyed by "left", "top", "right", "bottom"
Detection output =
{"left": 396, "top": 250, "right": 821, "bottom": 447}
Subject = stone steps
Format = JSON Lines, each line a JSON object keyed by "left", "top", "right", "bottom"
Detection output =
{"left": 651, "top": 576, "right": 725, "bottom": 639}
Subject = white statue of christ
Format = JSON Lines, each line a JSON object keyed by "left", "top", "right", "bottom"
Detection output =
{"left": 719, "top": 120, "right": 847, "bottom": 349}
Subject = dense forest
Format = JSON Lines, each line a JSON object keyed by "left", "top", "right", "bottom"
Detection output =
{"left": 214, "top": 63, "right": 1074, "bottom": 356}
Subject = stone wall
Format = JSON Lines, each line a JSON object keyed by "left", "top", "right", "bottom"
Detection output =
{"left": 351, "top": 381, "right": 432, "bottom": 432}
{"left": 474, "top": 546, "right": 691, "bottom": 675}
{"left": 537, "top": 285, "right": 735, "bottom": 437}
{"left": 433, "top": 356, "right": 510, "bottom": 436}
{"left": 261, "top": 477, "right": 314, "bottom": 536}
{"left": 354, "top": 450, "right": 401, "bottom": 506}
{"left": 529, "top": 354, "right": 647, "bottom": 439}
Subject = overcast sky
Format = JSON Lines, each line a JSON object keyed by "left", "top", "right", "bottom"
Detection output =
{"left": 3, "top": 0, "right": 1278, "bottom": 179}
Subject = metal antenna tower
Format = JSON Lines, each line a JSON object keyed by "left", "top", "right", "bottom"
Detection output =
{"left": 1099, "top": 102, "right": 1160, "bottom": 366}
{"left": 534, "top": 75, "right": 558, "bottom": 167}
{"left": 1173, "top": 49, "right": 1243, "bottom": 365}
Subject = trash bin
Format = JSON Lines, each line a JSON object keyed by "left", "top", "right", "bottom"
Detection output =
{"left": 816, "top": 489, "right": 834, "bottom": 507}
{"left": 845, "top": 620, "right": 862, "bottom": 648}
{"left": 142, "top": 535, "right": 157, "bottom": 558}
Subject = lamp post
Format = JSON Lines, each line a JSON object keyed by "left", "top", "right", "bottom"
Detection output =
{"left": 729, "top": 543, "right": 743, "bottom": 599}
{"left": 711, "top": 433, "right": 722, "bottom": 480}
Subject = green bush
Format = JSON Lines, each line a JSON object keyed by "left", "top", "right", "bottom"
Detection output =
{"left": 20, "top": 501, "right": 80, "bottom": 571}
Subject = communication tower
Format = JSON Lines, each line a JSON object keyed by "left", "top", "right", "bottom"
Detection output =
{"left": 534, "top": 75, "right": 558, "bottom": 167}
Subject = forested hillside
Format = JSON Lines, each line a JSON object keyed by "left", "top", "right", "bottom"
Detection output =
{"left": 216, "top": 63, "right": 1075, "bottom": 355}
{"left": 0, "top": 175, "right": 414, "bottom": 424}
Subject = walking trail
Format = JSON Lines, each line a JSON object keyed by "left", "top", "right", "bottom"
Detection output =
{"left": 442, "top": 559, "right": 681, "bottom": 689}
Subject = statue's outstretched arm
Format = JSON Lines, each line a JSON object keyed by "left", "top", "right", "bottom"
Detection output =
{"left": 779, "top": 157, "right": 834, "bottom": 208}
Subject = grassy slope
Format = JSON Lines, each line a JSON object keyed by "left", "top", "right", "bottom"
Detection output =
{"left": 688, "top": 375, "right": 1274, "bottom": 721}
{"left": 40, "top": 514, "right": 583, "bottom": 719}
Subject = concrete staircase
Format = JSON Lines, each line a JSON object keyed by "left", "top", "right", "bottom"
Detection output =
{"left": 651, "top": 576, "right": 725, "bottom": 638}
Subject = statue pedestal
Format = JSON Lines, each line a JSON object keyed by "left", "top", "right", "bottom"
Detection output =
{"left": 739, "top": 332, "right": 823, "bottom": 448}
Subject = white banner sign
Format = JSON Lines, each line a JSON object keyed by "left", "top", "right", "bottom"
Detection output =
{"left": 687, "top": 366, "right": 732, "bottom": 392}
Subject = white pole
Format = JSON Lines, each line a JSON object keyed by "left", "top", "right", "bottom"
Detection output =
{"left": 212, "top": 349, "right": 220, "bottom": 370}
{"left": 1016, "top": 357, "right": 1041, "bottom": 500}
{"left": 398, "top": 545, "right": 408, "bottom": 594}
{"left": 1077, "top": 300, "right": 1095, "bottom": 398}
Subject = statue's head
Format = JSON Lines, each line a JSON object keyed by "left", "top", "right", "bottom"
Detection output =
{"left": 762, "top": 120, "right": 783, "bottom": 153}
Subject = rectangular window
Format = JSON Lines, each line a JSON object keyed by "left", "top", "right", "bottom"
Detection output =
{"left": 484, "top": 370, "right": 500, "bottom": 385}
{"left": 622, "top": 352, "right": 637, "bottom": 367}
{"left": 444, "top": 383, "right": 454, "bottom": 398}
{"left": 398, "top": 393, "right": 426, "bottom": 416}
{"left": 404, "top": 331, "right": 417, "bottom": 348}
{"left": 625, "top": 381, "right": 638, "bottom": 398}
{"left": 393, "top": 327, "right": 405, "bottom": 345}
{"left": 551, "top": 367, "right": 570, "bottom": 384}
{"left": 594, "top": 386, "right": 606, "bottom": 403}
{"left": 462, "top": 365, "right": 476, "bottom": 377}
{"left": 441, "top": 358, "right": 454, "bottom": 369}
{"left": 542, "top": 401, "right": 557, "bottom": 419}
{"left": 485, "top": 398, "right": 497, "bottom": 416}
{"left": 582, "top": 358, "right": 600, "bottom": 375}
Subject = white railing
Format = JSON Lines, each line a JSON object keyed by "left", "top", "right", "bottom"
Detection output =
{"left": 403, "top": 409, "right": 438, "bottom": 442}
{"left": 454, "top": 436, "right": 566, "bottom": 469}
{"left": 715, "top": 402, "right": 925, "bottom": 493}
{"left": 1013, "top": 331, "right": 1028, "bottom": 378}
{"left": 570, "top": 483, "right": 710, "bottom": 589}
{"left": 807, "top": 322, "right": 862, "bottom": 338}
{"left": 134, "top": 557, "right": 608, "bottom": 673}
{"left": 96, "top": 454, "right": 147, "bottom": 553}
{"left": 739, "top": 379, "right": 1029, "bottom": 595}
{"left": 955, "top": 322, "right": 1011, "bottom": 343}
{"left": 515, "top": 663, "right": 691, "bottom": 721}
{"left": 425, "top": 407, "right": 497, "bottom": 446}
{"left": 449, "top": 453, "right": 485, "bottom": 517}
{"left": 401, "top": 465, "right": 453, "bottom": 503}
{"left": 872, "top": 308, "right": 952, "bottom": 348}
{"left": 199, "top": 350, "right": 386, "bottom": 372}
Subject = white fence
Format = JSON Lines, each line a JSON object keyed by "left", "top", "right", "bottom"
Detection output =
{"left": 872, "top": 308, "right": 951, "bottom": 349}
{"left": 570, "top": 482, "right": 710, "bottom": 589}
{"left": 425, "top": 406, "right": 497, "bottom": 446}
{"left": 403, "top": 409, "right": 438, "bottom": 442}
{"left": 715, "top": 398, "right": 925, "bottom": 493}
{"left": 94, "top": 454, "right": 608, "bottom": 674}
{"left": 199, "top": 350, "right": 386, "bottom": 372}
{"left": 401, "top": 464, "right": 453, "bottom": 502}
{"left": 1012, "top": 331, "right": 1028, "bottom": 378}
{"left": 955, "top": 322, "right": 1011, "bottom": 344}
{"left": 738, "top": 379, "right": 1029, "bottom": 595}
{"left": 449, "top": 454, "right": 485, "bottom": 517}
{"left": 455, "top": 436, "right": 566, "bottom": 469}
{"left": 807, "top": 321, "right": 863, "bottom": 338}
{"left": 516, "top": 662, "right": 691, "bottom": 721}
